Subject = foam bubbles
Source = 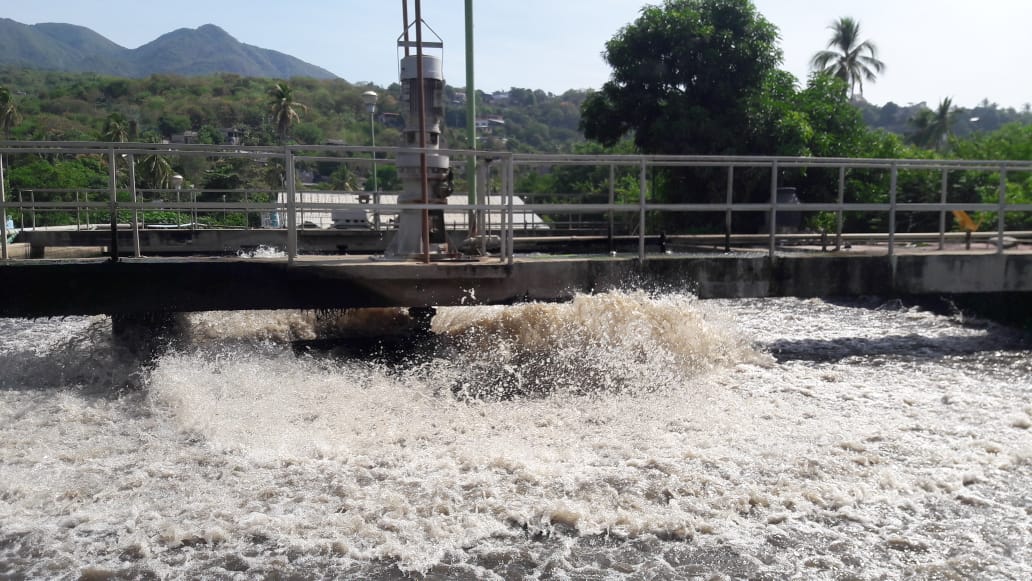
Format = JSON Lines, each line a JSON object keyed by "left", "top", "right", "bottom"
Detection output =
{"left": 1, "top": 295, "right": 1030, "bottom": 578}
{"left": 435, "top": 291, "right": 766, "bottom": 398}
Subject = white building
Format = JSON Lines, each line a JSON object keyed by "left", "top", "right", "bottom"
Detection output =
{"left": 274, "top": 192, "right": 550, "bottom": 231}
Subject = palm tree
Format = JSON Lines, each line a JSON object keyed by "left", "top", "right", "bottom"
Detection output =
{"left": 0, "top": 85, "right": 22, "bottom": 137}
{"left": 267, "top": 82, "right": 308, "bottom": 143}
{"left": 907, "top": 97, "right": 956, "bottom": 151}
{"left": 137, "top": 152, "right": 174, "bottom": 190}
{"left": 102, "top": 113, "right": 130, "bottom": 143}
{"left": 810, "top": 17, "right": 886, "bottom": 99}
{"left": 0, "top": 86, "right": 19, "bottom": 249}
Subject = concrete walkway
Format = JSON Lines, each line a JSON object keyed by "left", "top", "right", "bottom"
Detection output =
{"left": 2, "top": 248, "right": 1031, "bottom": 318}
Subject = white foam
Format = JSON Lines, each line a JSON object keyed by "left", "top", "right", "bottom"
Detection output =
{"left": 0, "top": 295, "right": 1029, "bottom": 578}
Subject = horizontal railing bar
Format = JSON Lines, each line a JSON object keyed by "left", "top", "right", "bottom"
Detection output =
{"left": 3, "top": 141, "right": 1031, "bottom": 171}
{"left": 4, "top": 201, "right": 1031, "bottom": 213}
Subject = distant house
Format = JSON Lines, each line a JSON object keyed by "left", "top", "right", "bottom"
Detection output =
{"left": 475, "top": 116, "right": 505, "bottom": 134}
{"left": 486, "top": 91, "right": 510, "bottom": 105}
{"left": 378, "top": 112, "right": 404, "bottom": 129}
{"left": 220, "top": 127, "right": 243, "bottom": 145}
{"left": 170, "top": 131, "right": 199, "bottom": 144}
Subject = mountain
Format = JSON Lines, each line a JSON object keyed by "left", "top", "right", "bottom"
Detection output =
{"left": 0, "top": 19, "right": 337, "bottom": 79}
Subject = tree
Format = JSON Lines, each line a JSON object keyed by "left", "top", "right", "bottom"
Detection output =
{"left": 810, "top": 17, "right": 885, "bottom": 99}
{"left": 1, "top": 86, "right": 21, "bottom": 202}
{"left": 137, "top": 152, "right": 174, "bottom": 190}
{"left": 907, "top": 97, "right": 956, "bottom": 151}
{"left": 293, "top": 122, "right": 323, "bottom": 145}
{"left": 365, "top": 165, "right": 400, "bottom": 192}
{"left": 0, "top": 85, "right": 22, "bottom": 137}
{"left": 581, "top": 0, "right": 782, "bottom": 156}
{"left": 101, "top": 112, "right": 130, "bottom": 142}
{"left": 157, "top": 114, "right": 191, "bottom": 139}
{"left": 268, "top": 82, "right": 308, "bottom": 143}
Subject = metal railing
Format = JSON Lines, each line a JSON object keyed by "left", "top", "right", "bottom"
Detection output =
{"left": 2, "top": 141, "right": 1031, "bottom": 263}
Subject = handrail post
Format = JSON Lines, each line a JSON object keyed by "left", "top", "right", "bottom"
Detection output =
{"left": 108, "top": 148, "right": 119, "bottom": 262}
{"left": 835, "top": 166, "right": 845, "bottom": 251}
{"left": 888, "top": 163, "right": 897, "bottom": 258}
{"left": 768, "top": 161, "right": 778, "bottom": 258}
{"left": 997, "top": 166, "right": 1007, "bottom": 254}
{"left": 494, "top": 160, "right": 506, "bottom": 262}
{"left": 285, "top": 147, "right": 298, "bottom": 262}
{"left": 608, "top": 163, "right": 615, "bottom": 254}
{"left": 638, "top": 158, "right": 646, "bottom": 262}
{"left": 725, "top": 165, "right": 733, "bottom": 253}
{"left": 476, "top": 156, "right": 488, "bottom": 248}
{"left": 507, "top": 154, "right": 515, "bottom": 266}
{"left": 938, "top": 168, "right": 948, "bottom": 251}
{"left": 128, "top": 153, "right": 141, "bottom": 258}
{"left": 0, "top": 152, "right": 8, "bottom": 260}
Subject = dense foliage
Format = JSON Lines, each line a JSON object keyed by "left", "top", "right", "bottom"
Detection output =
{"left": 1, "top": 0, "right": 1030, "bottom": 234}
{"left": 582, "top": 0, "right": 782, "bottom": 155}
{"left": 0, "top": 67, "right": 589, "bottom": 227}
{"left": 575, "top": 0, "right": 1031, "bottom": 233}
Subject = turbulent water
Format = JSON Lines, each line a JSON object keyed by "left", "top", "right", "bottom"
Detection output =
{"left": 1, "top": 292, "right": 1030, "bottom": 580}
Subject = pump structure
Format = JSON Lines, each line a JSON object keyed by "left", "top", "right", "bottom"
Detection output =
{"left": 385, "top": 1, "right": 454, "bottom": 259}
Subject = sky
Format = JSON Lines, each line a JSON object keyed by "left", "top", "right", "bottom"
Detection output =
{"left": 4, "top": 0, "right": 1031, "bottom": 110}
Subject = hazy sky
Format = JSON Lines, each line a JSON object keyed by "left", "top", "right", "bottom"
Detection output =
{"left": 4, "top": 0, "right": 1030, "bottom": 109}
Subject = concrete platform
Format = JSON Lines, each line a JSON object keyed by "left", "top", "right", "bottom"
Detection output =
{"left": 1, "top": 250, "right": 1031, "bottom": 318}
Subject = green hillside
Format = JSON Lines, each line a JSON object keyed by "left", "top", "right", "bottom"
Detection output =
{"left": 0, "top": 67, "right": 587, "bottom": 153}
{"left": 0, "top": 19, "right": 335, "bottom": 79}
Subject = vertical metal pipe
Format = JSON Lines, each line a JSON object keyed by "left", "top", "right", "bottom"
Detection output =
{"left": 608, "top": 164, "right": 615, "bottom": 254}
{"left": 938, "top": 168, "right": 948, "bottom": 250}
{"left": 997, "top": 166, "right": 1007, "bottom": 254}
{"left": 477, "top": 158, "right": 488, "bottom": 235}
{"left": 415, "top": 0, "right": 430, "bottom": 263}
{"left": 108, "top": 148, "right": 119, "bottom": 261}
{"left": 768, "top": 161, "right": 778, "bottom": 258}
{"left": 507, "top": 155, "right": 515, "bottom": 266}
{"left": 724, "top": 165, "right": 733, "bottom": 253}
{"left": 835, "top": 166, "right": 845, "bottom": 251}
{"left": 285, "top": 147, "right": 298, "bottom": 262}
{"left": 402, "top": 0, "right": 411, "bottom": 57}
{"left": 370, "top": 111, "right": 378, "bottom": 194}
{"left": 465, "top": 0, "right": 477, "bottom": 236}
{"left": 371, "top": 110, "right": 380, "bottom": 230}
{"left": 888, "top": 163, "right": 898, "bottom": 258}
{"left": 128, "top": 154, "right": 140, "bottom": 257}
{"left": 638, "top": 158, "right": 646, "bottom": 262}
{"left": 373, "top": 109, "right": 381, "bottom": 230}
{"left": 496, "top": 162, "right": 506, "bottom": 262}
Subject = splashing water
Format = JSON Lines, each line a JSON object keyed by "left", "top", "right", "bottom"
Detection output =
{"left": 434, "top": 291, "right": 767, "bottom": 399}
{"left": 1, "top": 293, "right": 1030, "bottom": 579}
{"left": 236, "top": 245, "right": 286, "bottom": 259}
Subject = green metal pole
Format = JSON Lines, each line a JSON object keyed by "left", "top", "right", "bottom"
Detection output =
{"left": 465, "top": 0, "right": 477, "bottom": 235}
